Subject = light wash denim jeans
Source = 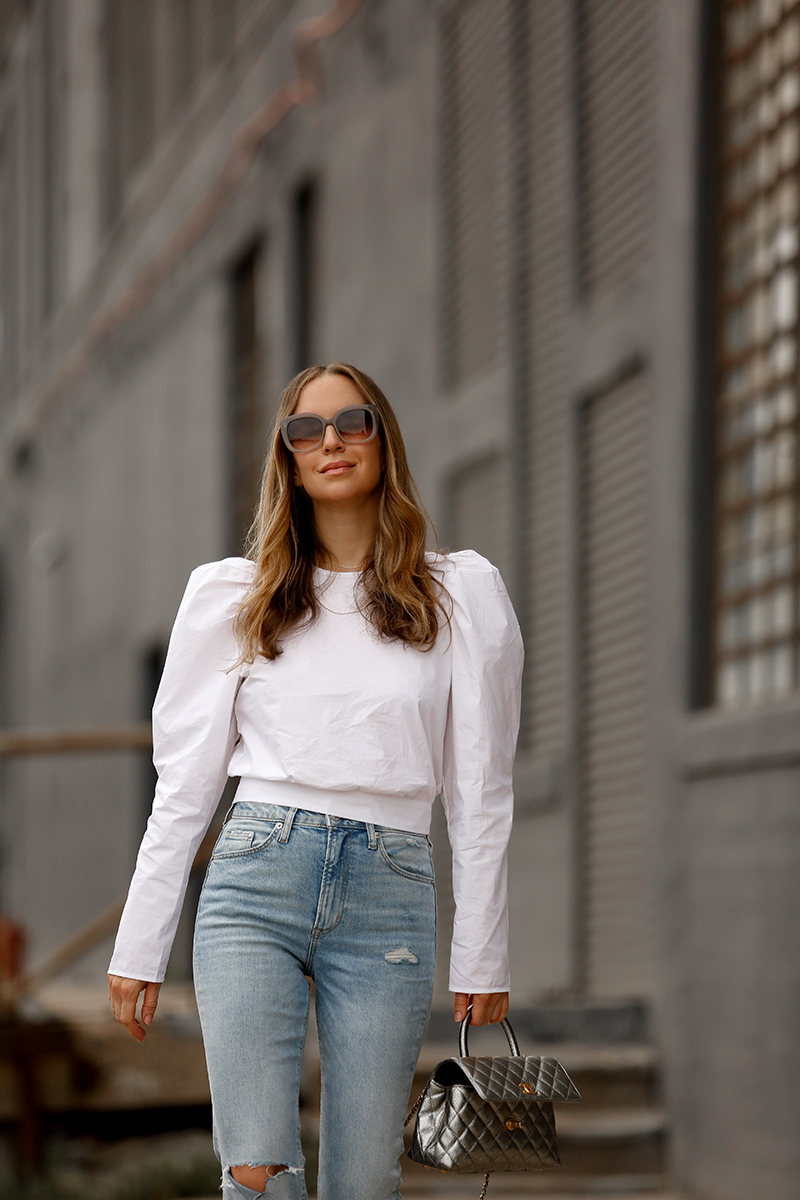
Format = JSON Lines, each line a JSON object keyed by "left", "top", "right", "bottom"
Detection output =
{"left": 193, "top": 801, "right": 437, "bottom": 1200}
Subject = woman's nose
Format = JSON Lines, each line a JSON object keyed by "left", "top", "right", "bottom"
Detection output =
{"left": 322, "top": 422, "right": 343, "bottom": 450}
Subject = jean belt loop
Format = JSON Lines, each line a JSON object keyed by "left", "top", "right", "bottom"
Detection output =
{"left": 366, "top": 822, "right": 378, "bottom": 850}
{"left": 278, "top": 808, "right": 298, "bottom": 844}
{"left": 223, "top": 800, "right": 238, "bottom": 825}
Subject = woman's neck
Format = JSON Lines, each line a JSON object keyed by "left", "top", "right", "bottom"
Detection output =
{"left": 312, "top": 497, "right": 378, "bottom": 572}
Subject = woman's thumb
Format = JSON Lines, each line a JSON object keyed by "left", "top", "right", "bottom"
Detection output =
{"left": 141, "top": 981, "right": 160, "bottom": 1025}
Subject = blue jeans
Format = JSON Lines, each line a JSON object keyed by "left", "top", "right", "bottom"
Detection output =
{"left": 193, "top": 802, "right": 437, "bottom": 1200}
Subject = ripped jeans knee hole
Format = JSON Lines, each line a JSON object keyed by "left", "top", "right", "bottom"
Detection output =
{"left": 226, "top": 1163, "right": 301, "bottom": 1196}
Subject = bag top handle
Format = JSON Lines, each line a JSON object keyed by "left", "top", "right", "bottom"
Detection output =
{"left": 459, "top": 1004, "right": 521, "bottom": 1057}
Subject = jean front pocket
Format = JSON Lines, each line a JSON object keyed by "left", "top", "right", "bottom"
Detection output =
{"left": 377, "top": 830, "right": 435, "bottom": 883}
{"left": 210, "top": 818, "right": 282, "bottom": 861}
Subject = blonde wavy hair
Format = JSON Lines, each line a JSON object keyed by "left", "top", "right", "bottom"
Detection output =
{"left": 234, "top": 362, "right": 450, "bottom": 662}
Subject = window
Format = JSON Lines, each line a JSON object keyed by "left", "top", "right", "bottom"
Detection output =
{"left": 714, "top": 0, "right": 800, "bottom": 705}
{"left": 103, "top": 0, "right": 239, "bottom": 227}
{"left": 292, "top": 181, "right": 317, "bottom": 374}
{"left": 42, "top": 0, "right": 66, "bottom": 318}
{"left": 140, "top": 641, "right": 167, "bottom": 835}
{"left": 1, "top": 109, "right": 19, "bottom": 391}
{"left": 439, "top": 0, "right": 509, "bottom": 389}
{"left": 229, "top": 243, "right": 264, "bottom": 553}
{"left": 103, "top": 0, "right": 156, "bottom": 226}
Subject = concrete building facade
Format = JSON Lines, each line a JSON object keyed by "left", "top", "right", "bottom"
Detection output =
{"left": 0, "top": 2, "right": 798, "bottom": 1197}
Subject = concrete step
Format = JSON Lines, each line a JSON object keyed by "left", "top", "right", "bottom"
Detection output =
{"left": 556, "top": 1107, "right": 668, "bottom": 1175}
{"left": 547, "top": 1046, "right": 660, "bottom": 1110}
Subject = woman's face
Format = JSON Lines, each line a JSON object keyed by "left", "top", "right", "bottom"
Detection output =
{"left": 289, "top": 373, "right": 384, "bottom": 505}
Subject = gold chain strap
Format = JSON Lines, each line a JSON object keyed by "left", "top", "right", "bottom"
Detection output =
{"left": 404, "top": 1089, "right": 490, "bottom": 1198}
{"left": 404, "top": 1087, "right": 426, "bottom": 1127}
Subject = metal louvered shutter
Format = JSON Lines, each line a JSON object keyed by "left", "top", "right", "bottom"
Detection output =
{"left": 526, "top": 0, "right": 574, "bottom": 756}
{"left": 577, "top": 0, "right": 656, "bottom": 295}
{"left": 580, "top": 370, "right": 654, "bottom": 998}
{"left": 447, "top": 453, "right": 513, "bottom": 584}
{"left": 440, "top": 0, "right": 510, "bottom": 389}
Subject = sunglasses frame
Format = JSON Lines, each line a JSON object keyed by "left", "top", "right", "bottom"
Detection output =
{"left": 279, "top": 403, "right": 380, "bottom": 453}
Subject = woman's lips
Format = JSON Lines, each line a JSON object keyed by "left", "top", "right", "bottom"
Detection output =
{"left": 321, "top": 462, "right": 354, "bottom": 475}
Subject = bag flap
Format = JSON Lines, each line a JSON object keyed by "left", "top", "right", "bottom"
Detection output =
{"left": 433, "top": 1055, "right": 581, "bottom": 1102}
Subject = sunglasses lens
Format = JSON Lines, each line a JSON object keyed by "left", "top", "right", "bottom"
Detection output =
{"left": 285, "top": 415, "right": 324, "bottom": 450}
{"left": 336, "top": 407, "right": 375, "bottom": 442}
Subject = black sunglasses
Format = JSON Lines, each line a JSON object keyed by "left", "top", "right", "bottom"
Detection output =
{"left": 280, "top": 404, "right": 380, "bottom": 453}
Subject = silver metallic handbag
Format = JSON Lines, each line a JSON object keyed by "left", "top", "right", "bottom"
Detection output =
{"left": 406, "top": 1007, "right": 581, "bottom": 1197}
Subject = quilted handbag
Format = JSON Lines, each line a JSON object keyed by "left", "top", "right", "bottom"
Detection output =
{"left": 406, "top": 1006, "right": 580, "bottom": 1197}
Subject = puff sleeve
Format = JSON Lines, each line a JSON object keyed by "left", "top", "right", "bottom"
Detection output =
{"left": 441, "top": 551, "right": 523, "bottom": 994}
{"left": 108, "top": 558, "right": 254, "bottom": 982}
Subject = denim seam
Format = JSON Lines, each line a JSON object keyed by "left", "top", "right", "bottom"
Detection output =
{"left": 277, "top": 807, "right": 298, "bottom": 843}
{"left": 294, "top": 983, "right": 310, "bottom": 1196}
{"left": 377, "top": 838, "right": 435, "bottom": 884}
{"left": 210, "top": 825, "right": 282, "bottom": 862}
{"left": 310, "top": 835, "right": 351, "bottom": 939}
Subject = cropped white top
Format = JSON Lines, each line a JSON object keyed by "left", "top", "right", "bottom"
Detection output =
{"left": 109, "top": 550, "right": 523, "bottom": 993}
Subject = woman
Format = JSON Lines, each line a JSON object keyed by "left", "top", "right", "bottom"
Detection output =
{"left": 108, "top": 363, "right": 523, "bottom": 1200}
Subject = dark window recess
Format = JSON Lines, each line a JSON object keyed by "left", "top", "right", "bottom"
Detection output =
{"left": 139, "top": 639, "right": 234, "bottom": 982}
{"left": 229, "top": 243, "right": 264, "bottom": 554}
{"left": 101, "top": 1, "right": 240, "bottom": 227}
{"left": 438, "top": 0, "right": 509, "bottom": 390}
{"left": 140, "top": 641, "right": 167, "bottom": 836}
{"left": 293, "top": 181, "right": 317, "bottom": 374}
{"left": 207, "top": 0, "right": 237, "bottom": 66}
{"left": 168, "top": 777, "right": 236, "bottom": 983}
{"left": 1, "top": 109, "right": 19, "bottom": 391}
{"left": 162, "top": 0, "right": 196, "bottom": 118}
{"left": 102, "top": 0, "right": 156, "bottom": 226}
{"left": 42, "top": 0, "right": 66, "bottom": 319}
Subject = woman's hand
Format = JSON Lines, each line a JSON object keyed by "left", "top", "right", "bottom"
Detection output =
{"left": 454, "top": 991, "right": 509, "bottom": 1026}
{"left": 108, "top": 975, "right": 162, "bottom": 1042}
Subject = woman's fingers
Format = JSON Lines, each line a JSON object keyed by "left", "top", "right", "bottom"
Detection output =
{"left": 141, "top": 981, "right": 162, "bottom": 1026}
{"left": 108, "top": 975, "right": 158, "bottom": 1042}
{"left": 457, "top": 991, "right": 510, "bottom": 1026}
{"left": 453, "top": 992, "right": 470, "bottom": 1022}
{"left": 492, "top": 992, "right": 510, "bottom": 1024}
{"left": 116, "top": 977, "right": 147, "bottom": 1041}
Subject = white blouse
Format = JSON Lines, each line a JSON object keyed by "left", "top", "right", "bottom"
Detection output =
{"left": 109, "top": 550, "right": 523, "bottom": 993}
